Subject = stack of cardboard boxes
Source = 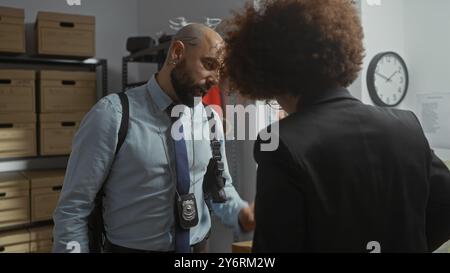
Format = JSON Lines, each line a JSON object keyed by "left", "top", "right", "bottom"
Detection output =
{"left": 0, "top": 70, "right": 37, "bottom": 159}
{"left": 0, "top": 170, "right": 64, "bottom": 253}
{"left": 0, "top": 6, "right": 97, "bottom": 253}
{"left": 38, "top": 70, "right": 96, "bottom": 156}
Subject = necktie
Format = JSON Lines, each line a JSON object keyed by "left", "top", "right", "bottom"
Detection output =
{"left": 167, "top": 105, "right": 191, "bottom": 253}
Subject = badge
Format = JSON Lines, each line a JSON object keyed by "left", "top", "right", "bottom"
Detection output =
{"left": 177, "top": 193, "right": 199, "bottom": 229}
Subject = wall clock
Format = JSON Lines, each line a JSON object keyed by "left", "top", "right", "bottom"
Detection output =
{"left": 367, "top": 52, "right": 409, "bottom": 107}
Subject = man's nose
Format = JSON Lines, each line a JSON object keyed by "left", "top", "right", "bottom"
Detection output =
{"left": 206, "top": 76, "right": 218, "bottom": 88}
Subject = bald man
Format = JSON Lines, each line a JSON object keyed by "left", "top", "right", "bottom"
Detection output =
{"left": 53, "top": 24, "right": 255, "bottom": 253}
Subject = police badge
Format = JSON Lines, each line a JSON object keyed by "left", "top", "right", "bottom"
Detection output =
{"left": 177, "top": 193, "right": 199, "bottom": 229}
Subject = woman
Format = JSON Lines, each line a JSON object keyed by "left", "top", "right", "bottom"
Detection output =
{"left": 223, "top": 0, "right": 450, "bottom": 252}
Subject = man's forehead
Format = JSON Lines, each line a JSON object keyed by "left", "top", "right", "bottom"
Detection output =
{"left": 203, "top": 37, "right": 224, "bottom": 58}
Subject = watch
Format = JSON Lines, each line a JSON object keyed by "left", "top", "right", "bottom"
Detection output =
{"left": 367, "top": 52, "right": 409, "bottom": 107}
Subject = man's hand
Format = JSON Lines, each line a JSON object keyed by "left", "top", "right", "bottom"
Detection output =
{"left": 238, "top": 203, "right": 255, "bottom": 232}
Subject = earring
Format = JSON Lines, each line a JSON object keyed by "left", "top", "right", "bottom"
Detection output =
{"left": 169, "top": 59, "right": 178, "bottom": 65}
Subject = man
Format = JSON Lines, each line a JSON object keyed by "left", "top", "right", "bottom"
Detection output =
{"left": 53, "top": 24, "right": 255, "bottom": 253}
{"left": 223, "top": 0, "right": 450, "bottom": 252}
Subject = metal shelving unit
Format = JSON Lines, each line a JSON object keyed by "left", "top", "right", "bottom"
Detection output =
{"left": 0, "top": 55, "right": 109, "bottom": 236}
{"left": 122, "top": 41, "right": 170, "bottom": 90}
{"left": 0, "top": 55, "right": 108, "bottom": 234}
{"left": 0, "top": 55, "right": 108, "bottom": 171}
{"left": 0, "top": 55, "right": 108, "bottom": 97}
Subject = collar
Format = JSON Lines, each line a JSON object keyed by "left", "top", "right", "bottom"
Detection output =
{"left": 146, "top": 74, "right": 174, "bottom": 113}
{"left": 302, "top": 87, "right": 359, "bottom": 107}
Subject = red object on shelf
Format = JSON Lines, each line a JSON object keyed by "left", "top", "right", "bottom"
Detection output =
{"left": 203, "top": 86, "right": 223, "bottom": 119}
{"left": 203, "top": 86, "right": 221, "bottom": 106}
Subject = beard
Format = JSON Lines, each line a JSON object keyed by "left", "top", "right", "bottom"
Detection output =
{"left": 170, "top": 60, "right": 211, "bottom": 108}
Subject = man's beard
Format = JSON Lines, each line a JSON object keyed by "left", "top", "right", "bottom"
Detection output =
{"left": 170, "top": 60, "right": 210, "bottom": 108}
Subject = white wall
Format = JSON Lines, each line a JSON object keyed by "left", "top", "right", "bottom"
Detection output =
{"left": 0, "top": 0, "right": 140, "bottom": 92}
{"left": 360, "top": 0, "right": 407, "bottom": 107}
{"left": 403, "top": 0, "right": 450, "bottom": 161}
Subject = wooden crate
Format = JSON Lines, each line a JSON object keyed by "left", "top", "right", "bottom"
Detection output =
{"left": 29, "top": 225, "right": 53, "bottom": 253}
{"left": 0, "top": 6, "right": 25, "bottom": 53}
{"left": 0, "top": 229, "right": 30, "bottom": 253}
{"left": 0, "top": 172, "right": 30, "bottom": 229}
{"left": 23, "top": 169, "right": 65, "bottom": 222}
{"left": 36, "top": 11, "right": 95, "bottom": 57}
{"left": 39, "top": 112, "right": 84, "bottom": 156}
{"left": 232, "top": 240, "right": 253, "bottom": 253}
{"left": 0, "top": 113, "right": 37, "bottom": 159}
{"left": 39, "top": 70, "right": 96, "bottom": 113}
{"left": 0, "top": 69, "right": 36, "bottom": 113}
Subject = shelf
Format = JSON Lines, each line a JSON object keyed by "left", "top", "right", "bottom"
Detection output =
{"left": 0, "top": 54, "right": 105, "bottom": 67}
{"left": 0, "top": 220, "right": 53, "bottom": 234}
{"left": 122, "top": 41, "right": 170, "bottom": 90}
{"left": 0, "top": 54, "right": 108, "bottom": 97}
{"left": 123, "top": 41, "right": 170, "bottom": 63}
{"left": 0, "top": 155, "right": 69, "bottom": 163}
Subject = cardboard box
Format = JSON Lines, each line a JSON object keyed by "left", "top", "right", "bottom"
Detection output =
{"left": 39, "top": 112, "right": 84, "bottom": 156}
{"left": 0, "top": 70, "right": 36, "bottom": 113}
{"left": 0, "top": 172, "right": 30, "bottom": 229}
{"left": 29, "top": 225, "right": 53, "bottom": 253}
{"left": 0, "top": 113, "right": 37, "bottom": 159}
{"left": 23, "top": 169, "right": 65, "bottom": 222}
{"left": 36, "top": 11, "right": 95, "bottom": 57}
{"left": 39, "top": 70, "right": 96, "bottom": 113}
{"left": 0, "top": 229, "right": 30, "bottom": 253}
{"left": 0, "top": 6, "right": 25, "bottom": 53}
{"left": 232, "top": 241, "right": 253, "bottom": 253}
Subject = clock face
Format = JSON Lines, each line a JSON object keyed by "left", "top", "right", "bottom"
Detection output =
{"left": 367, "top": 52, "right": 409, "bottom": 107}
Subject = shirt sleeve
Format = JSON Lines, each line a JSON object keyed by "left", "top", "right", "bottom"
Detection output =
{"left": 208, "top": 109, "right": 249, "bottom": 235}
{"left": 52, "top": 95, "right": 121, "bottom": 253}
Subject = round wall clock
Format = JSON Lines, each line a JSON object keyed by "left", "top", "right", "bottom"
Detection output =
{"left": 367, "top": 52, "right": 409, "bottom": 107}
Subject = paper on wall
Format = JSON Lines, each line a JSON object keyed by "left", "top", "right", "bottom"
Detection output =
{"left": 416, "top": 93, "right": 450, "bottom": 150}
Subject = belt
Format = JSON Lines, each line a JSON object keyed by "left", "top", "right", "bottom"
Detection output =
{"left": 103, "top": 237, "right": 208, "bottom": 253}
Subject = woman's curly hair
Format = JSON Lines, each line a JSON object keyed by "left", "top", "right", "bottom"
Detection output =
{"left": 222, "top": 0, "right": 365, "bottom": 100}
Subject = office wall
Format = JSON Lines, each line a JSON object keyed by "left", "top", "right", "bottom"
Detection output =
{"left": 360, "top": 0, "right": 407, "bottom": 107}
{"left": 403, "top": 0, "right": 450, "bottom": 160}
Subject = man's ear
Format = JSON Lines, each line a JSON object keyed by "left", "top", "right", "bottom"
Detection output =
{"left": 169, "top": 40, "right": 185, "bottom": 64}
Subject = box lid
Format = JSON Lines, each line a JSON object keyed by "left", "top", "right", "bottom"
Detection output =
{"left": 0, "top": 6, "right": 24, "bottom": 18}
{"left": 39, "top": 112, "right": 85, "bottom": 123}
{"left": 0, "top": 172, "right": 28, "bottom": 185}
{"left": 39, "top": 70, "right": 96, "bottom": 81}
{"left": 0, "top": 113, "right": 36, "bottom": 123}
{"left": 0, "top": 70, "right": 35, "bottom": 80}
{"left": 37, "top": 11, "right": 95, "bottom": 24}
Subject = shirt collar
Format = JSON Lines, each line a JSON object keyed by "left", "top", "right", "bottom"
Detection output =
{"left": 146, "top": 74, "right": 173, "bottom": 113}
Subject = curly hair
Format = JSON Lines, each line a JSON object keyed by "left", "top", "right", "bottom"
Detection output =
{"left": 223, "top": 0, "right": 365, "bottom": 101}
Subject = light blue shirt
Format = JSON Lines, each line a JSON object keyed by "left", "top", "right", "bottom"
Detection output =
{"left": 53, "top": 75, "right": 248, "bottom": 253}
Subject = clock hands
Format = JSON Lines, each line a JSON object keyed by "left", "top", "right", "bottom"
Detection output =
{"left": 375, "top": 72, "right": 390, "bottom": 82}
{"left": 376, "top": 71, "right": 399, "bottom": 83}
{"left": 387, "top": 71, "right": 398, "bottom": 82}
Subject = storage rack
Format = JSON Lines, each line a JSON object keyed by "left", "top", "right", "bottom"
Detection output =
{"left": 0, "top": 55, "right": 108, "bottom": 234}
{"left": 0, "top": 55, "right": 108, "bottom": 97}
{"left": 122, "top": 41, "right": 170, "bottom": 90}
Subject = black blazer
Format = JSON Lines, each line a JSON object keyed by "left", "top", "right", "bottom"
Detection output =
{"left": 253, "top": 88, "right": 450, "bottom": 253}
